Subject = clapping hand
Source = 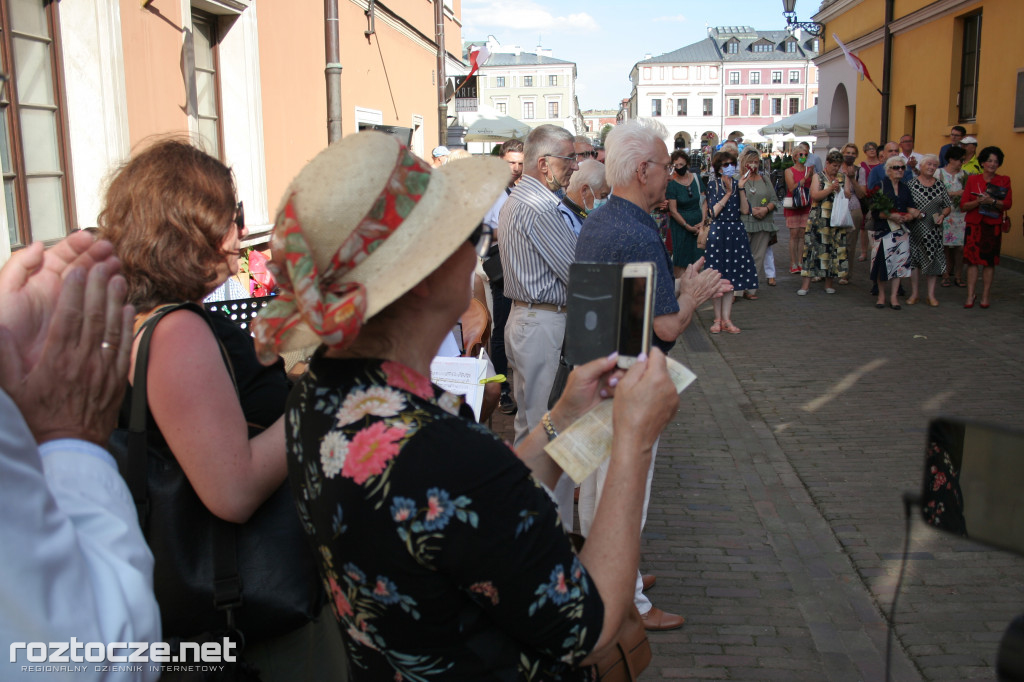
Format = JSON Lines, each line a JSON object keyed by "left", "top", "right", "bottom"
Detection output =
{"left": 676, "top": 257, "right": 733, "bottom": 305}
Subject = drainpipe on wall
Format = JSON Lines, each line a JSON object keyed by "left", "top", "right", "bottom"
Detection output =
{"left": 434, "top": 0, "right": 447, "bottom": 147}
{"left": 880, "top": 0, "right": 894, "bottom": 143}
{"left": 325, "top": 0, "right": 342, "bottom": 143}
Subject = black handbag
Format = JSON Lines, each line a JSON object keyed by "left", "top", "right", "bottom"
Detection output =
{"left": 109, "top": 302, "right": 324, "bottom": 643}
{"left": 482, "top": 243, "right": 503, "bottom": 283}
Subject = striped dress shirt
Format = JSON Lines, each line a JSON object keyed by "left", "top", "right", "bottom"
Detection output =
{"left": 496, "top": 175, "right": 577, "bottom": 306}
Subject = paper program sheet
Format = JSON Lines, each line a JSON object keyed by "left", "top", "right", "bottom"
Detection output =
{"left": 430, "top": 356, "right": 488, "bottom": 421}
{"left": 545, "top": 357, "right": 697, "bottom": 483}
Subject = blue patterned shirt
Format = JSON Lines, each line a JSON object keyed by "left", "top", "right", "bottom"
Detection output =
{"left": 575, "top": 195, "right": 679, "bottom": 352}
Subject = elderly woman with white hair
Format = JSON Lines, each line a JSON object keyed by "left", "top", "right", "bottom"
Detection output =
{"left": 558, "top": 159, "right": 609, "bottom": 234}
{"left": 870, "top": 153, "right": 922, "bottom": 309}
{"left": 906, "top": 153, "right": 953, "bottom": 306}
{"left": 253, "top": 132, "right": 679, "bottom": 680}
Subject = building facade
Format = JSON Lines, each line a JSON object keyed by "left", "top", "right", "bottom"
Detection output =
{"left": 0, "top": 0, "right": 464, "bottom": 260}
{"left": 812, "top": 0, "right": 1021, "bottom": 259}
{"left": 470, "top": 36, "right": 581, "bottom": 135}
{"left": 629, "top": 26, "right": 819, "bottom": 149}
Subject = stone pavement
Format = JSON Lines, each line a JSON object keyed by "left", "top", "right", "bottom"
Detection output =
{"left": 491, "top": 222, "right": 1024, "bottom": 680}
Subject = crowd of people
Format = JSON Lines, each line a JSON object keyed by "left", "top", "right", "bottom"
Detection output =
{"left": 0, "top": 117, "right": 1014, "bottom": 682}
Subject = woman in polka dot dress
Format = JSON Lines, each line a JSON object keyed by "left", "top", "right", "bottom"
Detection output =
{"left": 705, "top": 149, "right": 758, "bottom": 334}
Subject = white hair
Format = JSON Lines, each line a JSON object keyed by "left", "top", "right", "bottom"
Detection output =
{"left": 920, "top": 153, "right": 939, "bottom": 166}
{"left": 524, "top": 124, "right": 575, "bottom": 170}
{"left": 884, "top": 155, "right": 905, "bottom": 170}
{"left": 604, "top": 119, "right": 668, "bottom": 188}
{"left": 567, "top": 160, "right": 606, "bottom": 199}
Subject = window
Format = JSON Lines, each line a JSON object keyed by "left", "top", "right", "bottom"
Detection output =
{"left": 643, "top": 67, "right": 651, "bottom": 80}
{"left": 0, "top": 0, "right": 73, "bottom": 247}
{"left": 549, "top": 75, "right": 557, "bottom": 86}
{"left": 651, "top": 99, "right": 661, "bottom": 117}
{"left": 750, "top": 98, "right": 761, "bottom": 116}
{"left": 729, "top": 71, "right": 740, "bottom": 85}
{"left": 524, "top": 76, "right": 533, "bottom": 87}
{"left": 789, "top": 97, "right": 800, "bottom": 114}
{"left": 728, "top": 99, "right": 740, "bottom": 116}
{"left": 496, "top": 76, "right": 505, "bottom": 87}
{"left": 789, "top": 70, "right": 800, "bottom": 84}
{"left": 771, "top": 98, "right": 782, "bottom": 115}
{"left": 772, "top": 71, "right": 782, "bottom": 84}
{"left": 753, "top": 43, "right": 773, "bottom": 53}
{"left": 677, "top": 99, "right": 687, "bottom": 116}
{"left": 548, "top": 101, "right": 559, "bottom": 118}
{"left": 496, "top": 102, "right": 506, "bottom": 114}
{"left": 813, "top": 95, "right": 818, "bottom": 105}
{"left": 785, "top": 40, "right": 796, "bottom": 53}
{"left": 192, "top": 11, "right": 223, "bottom": 157}
{"left": 703, "top": 98, "right": 713, "bottom": 116}
{"left": 727, "top": 41, "right": 738, "bottom": 54}
{"left": 959, "top": 12, "right": 982, "bottom": 122}
{"left": 750, "top": 71, "right": 761, "bottom": 85}
{"left": 681, "top": 66, "right": 689, "bottom": 79}
{"left": 523, "top": 101, "right": 534, "bottom": 119}
{"left": 812, "top": 39, "right": 820, "bottom": 51}
{"left": 673, "top": 66, "right": 684, "bottom": 80}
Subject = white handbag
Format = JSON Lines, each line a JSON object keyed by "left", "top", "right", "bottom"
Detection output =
{"left": 830, "top": 178, "right": 854, "bottom": 228}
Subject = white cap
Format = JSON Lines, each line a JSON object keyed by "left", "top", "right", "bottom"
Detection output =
{"left": 961, "top": 136, "right": 978, "bottom": 145}
{"left": 432, "top": 146, "right": 451, "bottom": 158}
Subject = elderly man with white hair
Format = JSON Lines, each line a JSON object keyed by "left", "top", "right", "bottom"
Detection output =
{"left": 558, "top": 159, "right": 609, "bottom": 235}
{"left": 575, "top": 118, "right": 732, "bottom": 631}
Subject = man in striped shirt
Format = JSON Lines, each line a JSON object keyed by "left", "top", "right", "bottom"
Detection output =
{"left": 497, "top": 124, "right": 580, "bottom": 528}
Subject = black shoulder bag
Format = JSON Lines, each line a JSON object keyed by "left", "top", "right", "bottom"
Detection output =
{"left": 108, "top": 302, "right": 324, "bottom": 644}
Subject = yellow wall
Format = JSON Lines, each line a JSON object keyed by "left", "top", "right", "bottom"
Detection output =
{"left": 257, "top": 0, "right": 328, "bottom": 215}
{"left": 120, "top": 0, "right": 190, "bottom": 149}
{"left": 841, "top": 0, "right": 1023, "bottom": 258}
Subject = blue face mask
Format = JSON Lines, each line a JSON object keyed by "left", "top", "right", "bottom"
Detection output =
{"left": 585, "top": 186, "right": 608, "bottom": 212}
{"left": 722, "top": 164, "right": 737, "bottom": 177}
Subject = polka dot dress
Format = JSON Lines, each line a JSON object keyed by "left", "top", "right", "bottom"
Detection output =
{"left": 705, "top": 177, "right": 758, "bottom": 291}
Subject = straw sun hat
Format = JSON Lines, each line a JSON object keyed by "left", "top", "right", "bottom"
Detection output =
{"left": 252, "top": 132, "right": 509, "bottom": 364}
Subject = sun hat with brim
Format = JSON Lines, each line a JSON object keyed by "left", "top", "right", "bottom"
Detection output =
{"left": 252, "top": 131, "right": 509, "bottom": 365}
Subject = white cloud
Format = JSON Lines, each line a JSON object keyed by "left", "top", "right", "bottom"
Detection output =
{"left": 653, "top": 14, "right": 687, "bottom": 22}
{"left": 462, "top": 0, "right": 598, "bottom": 33}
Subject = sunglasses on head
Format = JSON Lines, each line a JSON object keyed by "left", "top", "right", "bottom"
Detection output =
{"left": 467, "top": 222, "right": 492, "bottom": 258}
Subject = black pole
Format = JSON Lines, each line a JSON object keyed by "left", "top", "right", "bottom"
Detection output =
{"left": 880, "top": 0, "right": 893, "bottom": 144}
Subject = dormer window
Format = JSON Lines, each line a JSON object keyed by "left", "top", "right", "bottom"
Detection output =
{"left": 785, "top": 39, "right": 797, "bottom": 53}
{"left": 725, "top": 38, "right": 739, "bottom": 54}
{"left": 751, "top": 38, "right": 774, "bottom": 53}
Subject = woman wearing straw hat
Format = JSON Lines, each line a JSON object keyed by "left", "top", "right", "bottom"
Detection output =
{"left": 253, "top": 132, "right": 679, "bottom": 680}
{"left": 100, "top": 139, "right": 348, "bottom": 680}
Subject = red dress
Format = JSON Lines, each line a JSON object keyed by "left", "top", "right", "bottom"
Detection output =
{"left": 961, "top": 173, "right": 1012, "bottom": 266}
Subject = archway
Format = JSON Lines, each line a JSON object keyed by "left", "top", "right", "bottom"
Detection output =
{"left": 673, "top": 131, "right": 691, "bottom": 149}
{"left": 700, "top": 131, "right": 719, "bottom": 150}
{"left": 830, "top": 83, "right": 850, "bottom": 139}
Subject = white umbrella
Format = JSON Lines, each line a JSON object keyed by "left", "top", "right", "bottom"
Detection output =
{"left": 743, "top": 131, "right": 768, "bottom": 143}
{"left": 759, "top": 105, "right": 818, "bottom": 137}
{"left": 462, "top": 105, "right": 531, "bottom": 142}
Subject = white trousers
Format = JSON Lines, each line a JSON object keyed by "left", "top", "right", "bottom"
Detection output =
{"left": 505, "top": 304, "right": 575, "bottom": 529}
{"left": 577, "top": 438, "right": 660, "bottom": 614}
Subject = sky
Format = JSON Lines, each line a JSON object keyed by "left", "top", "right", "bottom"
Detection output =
{"left": 460, "top": 0, "right": 816, "bottom": 111}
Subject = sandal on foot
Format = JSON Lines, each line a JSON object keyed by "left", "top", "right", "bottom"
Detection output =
{"left": 722, "top": 321, "right": 741, "bottom": 334}
{"left": 742, "top": 292, "right": 759, "bottom": 300}
{"left": 710, "top": 319, "right": 723, "bottom": 334}
{"left": 767, "top": 278, "right": 777, "bottom": 286}
{"left": 838, "top": 278, "right": 849, "bottom": 285}
{"left": 941, "top": 278, "right": 952, "bottom": 287}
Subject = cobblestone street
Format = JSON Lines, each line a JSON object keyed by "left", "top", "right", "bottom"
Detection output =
{"left": 494, "top": 223, "right": 1024, "bottom": 680}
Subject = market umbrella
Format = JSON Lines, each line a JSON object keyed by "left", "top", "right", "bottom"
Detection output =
{"left": 463, "top": 105, "right": 532, "bottom": 142}
{"left": 758, "top": 105, "right": 818, "bottom": 137}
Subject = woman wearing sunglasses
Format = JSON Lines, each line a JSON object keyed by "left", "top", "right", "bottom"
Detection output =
{"left": 870, "top": 155, "right": 921, "bottom": 309}
{"left": 783, "top": 142, "right": 814, "bottom": 274}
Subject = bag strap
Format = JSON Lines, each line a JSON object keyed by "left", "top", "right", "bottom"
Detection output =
{"left": 122, "top": 301, "right": 245, "bottom": 624}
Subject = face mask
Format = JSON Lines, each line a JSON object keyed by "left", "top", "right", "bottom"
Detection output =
{"left": 722, "top": 164, "right": 737, "bottom": 177}
{"left": 584, "top": 186, "right": 607, "bottom": 212}
{"left": 544, "top": 172, "right": 562, "bottom": 192}
{"left": 843, "top": 156, "right": 856, "bottom": 165}
{"left": 797, "top": 155, "right": 808, "bottom": 162}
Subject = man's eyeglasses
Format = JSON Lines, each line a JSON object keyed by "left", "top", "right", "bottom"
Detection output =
{"left": 889, "top": 165, "right": 906, "bottom": 171}
{"left": 575, "top": 151, "right": 597, "bottom": 160}
{"left": 467, "top": 222, "right": 492, "bottom": 258}
{"left": 645, "top": 160, "right": 673, "bottom": 173}
{"left": 234, "top": 201, "right": 245, "bottom": 233}
{"left": 544, "top": 154, "right": 579, "bottom": 165}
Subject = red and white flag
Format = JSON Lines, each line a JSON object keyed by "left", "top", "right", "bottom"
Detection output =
{"left": 467, "top": 45, "right": 491, "bottom": 79}
{"left": 833, "top": 33, "right": 880, "bottom": 93}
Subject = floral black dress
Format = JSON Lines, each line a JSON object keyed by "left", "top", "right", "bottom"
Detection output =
{"left": 287, "top": 356, "right": 604, "bottom": 681}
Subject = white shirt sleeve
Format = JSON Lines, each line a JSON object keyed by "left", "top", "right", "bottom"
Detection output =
{"left": 0, "top": 390, "right": 160, "bottom": 681}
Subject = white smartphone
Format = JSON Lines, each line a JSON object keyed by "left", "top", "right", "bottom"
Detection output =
{"left": 616, "top": 262, "right": 655, "bottom": 369}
